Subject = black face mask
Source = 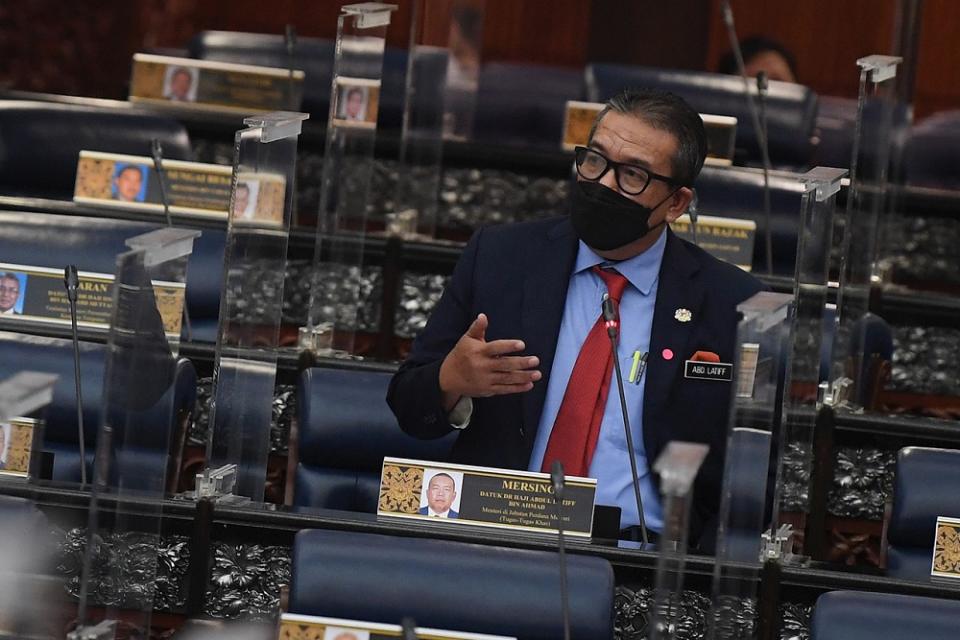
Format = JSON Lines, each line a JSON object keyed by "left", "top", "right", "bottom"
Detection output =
{"left": 569, "top": 180, "right": 679, "bottom": 252}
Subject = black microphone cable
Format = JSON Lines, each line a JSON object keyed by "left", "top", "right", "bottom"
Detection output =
{"left": 551, "top": 460, "right": 572, "bottom": 640}
{"left": 601, "top": 294, "right": 649, "bottom": 545}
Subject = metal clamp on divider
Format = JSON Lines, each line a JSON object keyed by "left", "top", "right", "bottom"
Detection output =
{"left": 192, "top": 464, "right": 249, "bottom": 505}
{"left": 760, "top": 524, "right": 807, "bottom": 565}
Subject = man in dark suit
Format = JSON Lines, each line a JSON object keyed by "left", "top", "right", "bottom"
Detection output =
{"left": 388, "top": 88, "right": 762, "bottom": 546}
{"left": 418, "top": 472, "right": 460, "bottom": 519}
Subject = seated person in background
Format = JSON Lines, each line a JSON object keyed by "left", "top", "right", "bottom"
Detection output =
{"left": 388, "top": 88, "right": 763, "bottom": 548}
{"left": 718, "top": 35, "right": 798, "bottom": 84}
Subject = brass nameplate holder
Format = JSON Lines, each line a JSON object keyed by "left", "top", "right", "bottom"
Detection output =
{"left": 377, "top": 457, "right": 596, "bottom": 537}
{"left": 129, "top": 53, "right": 304, "bottom": 113}
{"left": 0, "top": 262, "right": 184, "bottom": 338}
{"left": 671, "top": 214, "right": 756, "bottom": 271}
{"left": 280, "top": 613, "right": 516, "bottom": 640}
{"left": 931, "top": 515, "right": 960, "bottom": 581}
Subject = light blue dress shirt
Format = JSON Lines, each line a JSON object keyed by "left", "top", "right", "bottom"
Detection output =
{"left": 528, "top": 230, "right": 667, "bottom": 532}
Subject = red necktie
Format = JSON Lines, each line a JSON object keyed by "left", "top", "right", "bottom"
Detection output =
{"left": 541, "top": 266, "right": 629, "bottom": 476}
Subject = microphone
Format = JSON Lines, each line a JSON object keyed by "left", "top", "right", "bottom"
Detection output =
{"left": 721, "top": 0, "right": 775, "bottom": 275}
{"left": 601, "top": 296, "right": 649, "bottom": 545}
{"left": 64, "top": 265, "right": 86, "bottom": 487}
{"left": 285, "top": 25, "right": 298, "bottom": 109}
{"left": 550, "top": 460, "right": 571, "bottom": 640}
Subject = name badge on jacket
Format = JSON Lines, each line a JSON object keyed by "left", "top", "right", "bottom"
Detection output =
{"left": 684, "top": 360, "right": 733, "bottom": 381}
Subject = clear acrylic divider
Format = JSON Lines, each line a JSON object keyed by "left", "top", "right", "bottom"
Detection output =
{"left": 72, "top": 230, "right": 197, "bottom": 639}
{"left": 829, "top": 55, "right": 903, "bottom": 410}
{"left": 771, "top": 167, "right": 846, "bottom": 558}
{"left": 708, "top": 291, "right": 793, "bottom": 640}
{"left": 204, "top": 111, "right": 308, "bottom": 503}
{"left": 300, "top": 3, "right": 397, "bottom": 357}
{"left": 649, "top": 441, "right": 709, "bottom": 640}
{"left": 388, "top": 0, "right": 486, "bottom": 239}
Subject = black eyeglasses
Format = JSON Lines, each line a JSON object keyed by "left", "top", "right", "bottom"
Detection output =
{"left": 574, "top": 146, "right": 678, "bottom": 195}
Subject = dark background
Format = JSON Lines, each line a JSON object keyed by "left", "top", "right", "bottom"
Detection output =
{"left": 1, "top": 0, "right": 956, "bottom": 118}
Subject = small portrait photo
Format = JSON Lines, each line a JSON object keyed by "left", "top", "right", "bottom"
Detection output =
{"left": 337, "top": 84, "right": 368, "bottom": 122}
{"left": 0, "top": 271, "right": 27, "bottom": 316}
{"left": 419, "top": 469, "right": 463, "bottom": 519}
{"left": 112, "top": 163, "right": 149, "bottom": 203}
{"left": 231, "top": 179, "right": 261, "bottom": 221}
{"left": 322, "top": 628, "right": 369, "bottom": 640}
{"left": 163, "top": 65, "right": 199, "bottom": 103}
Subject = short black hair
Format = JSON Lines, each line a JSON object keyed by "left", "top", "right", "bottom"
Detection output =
{"left": 0, "top": 272, "right": 18, "bottom": 285}
{"left": 718, "top": 36, "right": 798, "bottom": 80}
{"left": 428, "top": 472, "right": 456, "bottom": 487}
{"left": 171, "top": 67, "right": 193, "bottom": 82}
{"left": 117, "top": 165, "right": 142, "bottom": 179}
{"left": 588, "top": 88, "right": 707, "bottom": 186}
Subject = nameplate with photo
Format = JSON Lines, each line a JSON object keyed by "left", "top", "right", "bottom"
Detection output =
{"left": 562, "top": 100, "right": 738, "bottom": 164}
{"left": 377, "top": 457, "right": 597, "bottom": 537}
{"left": 129, "top": 53, "right": 305, "bottom": 113}
{"left": 280, "top": 614, "right": 516, "bottom": 640}
{"left": 0, "top": 263, "right": 184, "bottom": 338}
{"left": 0, "top": 418, "right": 42, "bottom": 481}
{"left": 671, "top": 214, "right": 757, "bottom": 271}
{"left": 931, "top": 516, "right": 960, "bottom": 581}
{"left": 332, "top": 77, "right": 381, "bottom": 129}
{"left": 74, "top": 151, "right": 288, "bottom": 225}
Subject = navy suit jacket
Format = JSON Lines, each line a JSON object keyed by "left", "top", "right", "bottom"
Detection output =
{"left": 418, "top": 506, "right": 459, "bottom": 519}
{"left": 387, "top": 217, "right": 764, "bottom": 544}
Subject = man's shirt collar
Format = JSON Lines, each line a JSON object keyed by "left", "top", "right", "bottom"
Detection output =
{"left": 573, "top": 228, "right": 668, "bottom": 296}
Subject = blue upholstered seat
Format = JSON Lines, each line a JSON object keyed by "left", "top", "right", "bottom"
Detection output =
{"left": 586, "top": 63, "right": 818, "bottom": 167}
{"left": 0, "top": 101, "right": 190, "bottom": 200}
{"left": 886, "top": 446, "right": 960, "bottom": 580}
{"left": 293, "top": 367, "right": 456, "bottom": 511}
{"left": 0, "top": 211, "right": 224, "bottom": 343}
{"left": 811, "top": 590, "right": 960, "bottom": 639}
{"left": 0, "top": 331, "right": 196, "bottom": 486}
{"left": 290, "top": 528, "right": 615, "bottom": 640}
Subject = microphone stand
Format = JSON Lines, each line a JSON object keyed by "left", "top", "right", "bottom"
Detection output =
{"left": 401, "top": 617, "right": 418, "bottom": 640}
{"left": 721, "top": 0, "right": 775, "bottom": 275}
{"left": 602, "top": 295, "right": 649, "bottom": 545}
{"left": 64, "top": 265, "right": 86, "bottom": 487}
{"left": 551, "top": 461, "right": 571, "bottom": 640}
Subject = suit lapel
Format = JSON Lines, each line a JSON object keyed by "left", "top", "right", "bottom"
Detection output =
{"left": 644, "top": 230, "right": 705, "bottom": 448}
{"left": 520, "top": 218, "right": 578, "bottom": 454}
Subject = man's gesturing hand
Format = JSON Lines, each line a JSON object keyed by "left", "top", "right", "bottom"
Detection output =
{"left": 439, "top": 313, "right": 541, "bottom": 411}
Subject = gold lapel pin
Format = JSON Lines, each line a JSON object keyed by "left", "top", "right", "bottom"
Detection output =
{"left": 674, "top": 308, "right": 692, "bottom": 323}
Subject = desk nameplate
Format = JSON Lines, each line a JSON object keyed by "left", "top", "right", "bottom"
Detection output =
{"left": 129, "top": 53, "right": 304, "bottom": 113}
{"left": 932, "top": 516, "right": 960, "bottom": 581}
{"left": 0, "top": 262, "right": 184, "bottom": 338}
{"left": 0, "top": 418, "right": 41, "bottom": 481}
{"left": 377, "top": 457, "right": 596, "bottom": 537}
{"left": 280, "top": 613, "right": 515, "bottom": 640}
{"left": 74, "top": 151, "right": 288, "bottom": 225}
{"left": 670, "top": 214, "right": 757, "bottom": 272}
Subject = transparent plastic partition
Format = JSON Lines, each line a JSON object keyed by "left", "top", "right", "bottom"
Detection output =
{"left": 388, "top": 0, "right": 486, "bottom": 239}
{"left": 649, "top": 441, "right": 709, "bottom": 640}
{"left": 204, "top": 111, "right": 307, "bottom": 503}
{"left": 708, "top": 292, "right": 792, "bottom": 640}
{"left": 73, "top": 231, "right": 197, "bottom": 640}
{"left": 830, "top": 55, "right": 903, "bottom": 411}
{"left": 771, "top": 167, "right": 846, "bottom": 557}
{"left": 300, "top": 3, "right": 396, "bottom": 357}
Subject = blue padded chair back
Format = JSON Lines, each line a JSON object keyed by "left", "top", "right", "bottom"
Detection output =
{"left": 294, "top": 367, "right": 457, "bottom": 511}
{"left": 887, "top": 446, "right": 960, "bottom": 580}
{"left": 290, "top": 529, "right": 615, "bottom": 640}
{"left": 0, "top": 101, "right": 190, "bottom": 200}
{"left": 811, "top": 590, "right": 960, "bottom": 640}
{"left": 717, "top": 427, "right": 772, "bottom": 563}
{"left": 0, "top": 211, "right": 224, "bottom": 342}
{"left": 586, "top": 64, "right": 818, "bottom": 166}
{"left": 694, "top": 166, "right": 806, "bottom": 276}
{"left": 474, "top": 62, "right": 587, "bottom": 149}
{"left": 0, "top": 331, "right": 196, "bottom": 485}
{"left": 902, "top": 110, "right": 960, "bottom": 189}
